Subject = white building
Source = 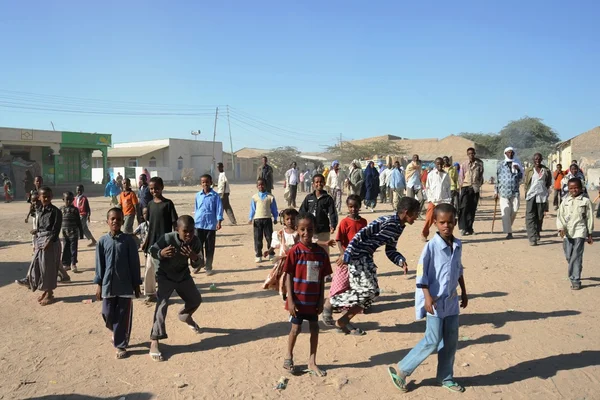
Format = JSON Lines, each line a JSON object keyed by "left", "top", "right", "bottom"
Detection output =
{"left": 92, "top": 138, "right": 223, "bottom": 184}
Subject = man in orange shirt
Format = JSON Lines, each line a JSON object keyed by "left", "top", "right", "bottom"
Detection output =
{"left": 552, "top": 163, "right": 565, "bottom": 210}
{"left": 119, "top": 178, "right": 139, "bottom": 234}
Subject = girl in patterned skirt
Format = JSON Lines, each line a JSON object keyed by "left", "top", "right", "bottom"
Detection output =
{"left": 330, "top": 196, "right": 420, "bottom": 334}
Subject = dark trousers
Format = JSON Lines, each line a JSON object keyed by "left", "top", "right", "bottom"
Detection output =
{"left": 196, "top": 229, "right": 216, "bottom": 271}
{"left": 451, "top": 190, "right": 460, "bottom": 211}
{"left": 61, "top": 233, "right": 79, "bottom": 266}
{"left": 102, "top": 297, "right": 133, "bottom": 349}
{"left": 253, "top": 218, "right": 274, "bottom": 257}
{"left": 564, "top": 238, "right": 585, "bottom": 284}
{"left": 219, "top": 193, "right": 237, "bottom": 224}
{"left": 458, "top": 187, "right": 480, "bottom": 233}
{"left": 288, "top": 184, "right": 298, "bottom": 207}
{"left": 552, "top": 189, "right": 562, "bottom": 210}
{"left": 150, "top": 276, "right": 202, "bottom": 340}
{"left": 526, "top": 198, "right": 546, "bottom": 243}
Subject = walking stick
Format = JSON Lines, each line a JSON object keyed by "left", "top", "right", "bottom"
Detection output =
{"left": 491, "top": 196, "right": 499, "bottom": 233}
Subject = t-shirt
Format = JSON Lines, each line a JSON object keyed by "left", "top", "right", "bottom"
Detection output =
{"left": 271, "top": 229, "right": 299, "bottom": 256}
{"left": 336, "top": 216, "right": 368, "bottom": 250}
{"left": 143, "top": 198, "right": 178, "bottom": 253}
{"left": 284, "top": 242, "right": 332, "bottom": 315}
{"left": 119, "top": 191, "right": 139, "bottom": 216}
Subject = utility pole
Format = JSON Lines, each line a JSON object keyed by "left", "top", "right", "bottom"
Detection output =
{"left": 212, "top": 107, "right": 219, "bottom": 175}
{"left": 226, "top": 105, "right": 235, "bottom": 178}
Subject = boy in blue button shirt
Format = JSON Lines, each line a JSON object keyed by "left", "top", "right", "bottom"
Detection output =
{"left": 388, "top": 203, "right": 468, "bottom": 393}
{"left": 194, "top": 174, "right": 223, "bottom": 276}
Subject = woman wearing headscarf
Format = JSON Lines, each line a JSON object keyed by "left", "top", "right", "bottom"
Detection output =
{"left": 363, "top": 161, "right": 380, "bottom": 212}
{"left": 347, "top": 160, "right": 364, "bottom": 196}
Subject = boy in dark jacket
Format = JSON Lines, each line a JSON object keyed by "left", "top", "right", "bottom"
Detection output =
{"left": 94, "top": 208, "right": 142, "bottom": 359}
{"left": 148, "top": 215, "right": 204, "bottom": 362}
{"left": 299, "top": 174, "right": 338, "bottom": 255}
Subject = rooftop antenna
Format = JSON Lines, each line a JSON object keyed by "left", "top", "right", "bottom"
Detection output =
{"left": 191, "top": 130, "right": 201, "bottom": 140}
{"left": 50, "top": 121, "right": 56, "bottom": 131}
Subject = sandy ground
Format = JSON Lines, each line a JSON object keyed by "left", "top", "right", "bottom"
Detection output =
{"left": 0, "top": 183, "right": 599, "bottom": 400}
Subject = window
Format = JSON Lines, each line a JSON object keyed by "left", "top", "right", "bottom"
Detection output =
{"left": 177, "top": 156, "right": 183, "bottom": 170}
{"left": 128, "top": 158, "right": 138, "bottom": 167}
{"left": 149, "top": 156, "right": 157, "bottom": 168}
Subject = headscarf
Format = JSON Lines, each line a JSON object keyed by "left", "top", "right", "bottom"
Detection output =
{"left": 503, "top": 146, "right": 522, "bottom": 172}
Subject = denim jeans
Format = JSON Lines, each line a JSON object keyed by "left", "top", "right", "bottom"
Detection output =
{"left": 398, "top": 314, "right": 459, "bottom": 384}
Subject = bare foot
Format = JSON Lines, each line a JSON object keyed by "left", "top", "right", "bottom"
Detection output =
{"left": 40, "top": 292, "right": 54, "bottom": 306}
{"left": 37, "top": 291, "right": 47, "bottom": 303}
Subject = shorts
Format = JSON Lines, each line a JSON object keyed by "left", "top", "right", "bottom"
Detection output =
{"left": 289, "top": 313, "right": 318, "bottom": 325}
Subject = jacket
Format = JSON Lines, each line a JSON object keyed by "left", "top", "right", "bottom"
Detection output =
{"left": 524, "top": 165, "right": 552, "bottom": 195}
{"left": 299, "top": 191, "right": 338, "bottom": 234}
{"left": 94, "top": 232, "right": 142, "bottom": 298}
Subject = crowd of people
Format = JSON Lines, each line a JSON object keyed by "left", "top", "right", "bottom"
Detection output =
{"left": 9, "top": 147, "right": 598, "bottom": 394}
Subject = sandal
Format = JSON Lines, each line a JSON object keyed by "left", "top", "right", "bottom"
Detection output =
{"left": 188, "top": 321, "right": 201, "bottom": 334}
{"left": 116, "top": 348, "right": 128, "bottom": 359}
{"left": 441, "top": 381, "right": 465, "bottom": 393}
{"left": 304, "top": 367, "right": 327, "bottom": 377}
{"left": 149, "top": 351, "right": 164, "bottom": 362}
{"left": 321, "top": 309, "right": 336, "bottom": 327}
{"left": 283, "top": 358, "right": 296, "bottom": 373}
{"left": 388, "top": 367, "right": 408, "bottom": 392}
{"left": 336, "top": 322, "right": 366, "bottom": 336}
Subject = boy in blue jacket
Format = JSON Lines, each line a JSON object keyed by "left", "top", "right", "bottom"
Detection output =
{"left": 94, "top": 207, "right": 142, "bottom": 359}
{"left": 104, "top": 178, "right": 121, "bottom": 206}
{"left": 193, "top": 174, "right": 223, "bottom": 275}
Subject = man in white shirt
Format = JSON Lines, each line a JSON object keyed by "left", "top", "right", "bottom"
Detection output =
{"left": 217, "top": 162, "right": 237, "bottom": 225}
{"left": 326, "top": 160, "right": 345, "bottom": 213}
{"left": 378, "top": 161, "right": 391, "bottom": 204}
{"left": 285, "top": 161, "right": 300, "bottom": 207}
{"left": 422, "top": 157, "right": 451, "bottom": 241}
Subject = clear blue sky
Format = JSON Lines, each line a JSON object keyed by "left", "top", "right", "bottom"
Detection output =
{"left": 1, "top": 1, "right": 599, "bottom": 152}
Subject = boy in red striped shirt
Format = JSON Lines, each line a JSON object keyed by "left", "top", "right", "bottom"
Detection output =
{"left": 283, "top": 213, "right": 332, "bottom": 377}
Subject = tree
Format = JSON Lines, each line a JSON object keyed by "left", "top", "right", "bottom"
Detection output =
{"left": 266, "top": 146, "right": 302, "bottom": 177}
{"left": 460, "top": 117, "right": 560, "bottom": 161}
{"left": 325, "top": 140, "right": 405, "bottom": 164}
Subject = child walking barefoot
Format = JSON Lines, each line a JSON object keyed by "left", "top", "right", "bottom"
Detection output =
{"left": 94, "top": 208, "right": 142, "bottom": 359}
{"left": 283, "top": 213, "right": 332, "bottom": 376}
{"left": 330, "top": 197, "right": 420, "bottom": 334}
{"left": 389, "top": 203, "right": 468, "bottom": 393}
{"left": 322, "top": 194, "right": 367, "bottom": 326}
{"left": 27, "top": 186, "right": 62, "bottom": 305}
{"left": 262, "top": 208, "right": 299, "bottom": 296}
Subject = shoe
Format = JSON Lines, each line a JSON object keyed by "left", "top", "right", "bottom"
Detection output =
{"left": 64, "top": 265, "right": 71, "bottom": 271}
{"left": 529, "top": 241, "right": 538, "bottom": 246}
{"left": 506, "top": 233, "right": 513, "bottom": 240}
{"left": 460, "top": 230, "right": 466, "bottom": 236}
{"left": 15, "top": 278, "right": 29, "bottom": 287}
{"left": 72, "top": 265, "right": 79, "bottom": 273}
{"left": 144, "top": 295, "right": 157, "bottom": 304}
{"left": 255, "top": 257, "right": 262, "bottom": 263}
{"left": 205, "top": 270, "right": 215, "bottom": 276}
{"left": 269, "top": 254, "right": 274, "bottom": 261}
{"left": 325, "top": 275, "right": 332, "bottom": 283}
{"left": 88, "top": 242, "right": 97, "bottom": 247}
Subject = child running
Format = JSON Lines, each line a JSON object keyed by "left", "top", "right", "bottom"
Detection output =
{"left": 27, "top": 186, "right": 63, "bottom": 305}
{"left": 299, "top": 174, "right": 338, "bottom": 255}
{"left": 142, "top": 177, "right": 178, "bottom": 303}
{"left": 283, "top": 213, "right": 332, "bottom": 377}
{"left": 149, "top": 215, "right": 203, "bottom": 362}
{"left": 193, "top": 174, "right": 223, "bottom": 275}
{"left": 389, "top": 203, "right": 468, "bottom": 393}
{"left": 60, "top": 191, "right": 83, "bottom": 274}
{"left": 94, "top": 207, "right": 142, "bottom": 359}
{"left": 119, "top": 178, "right": 139, "bottom": 235}
{"left": 322, "top": 194, "right": 368, "bottom": 326}
{"left": 557, "top": 178, "right": 594, "bottom": 290}
{"left": 249, "top": 178, "right": 278, "bottom": 263}
{"left": 75, "top": 185, "right": 97, "bottom": 247}
{"left": 262, "top": 208, "right": 300, "bottom": 296}
{"left": 330, "top": 197, "right": 420, "bottom": 335}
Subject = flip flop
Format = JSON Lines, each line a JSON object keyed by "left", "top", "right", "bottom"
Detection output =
{"left": 188, "top": 321, "right": 201, "bottom": 334}
{"left": 283, "top": 358, "right": 296, "bottom": 374}
{"left": 150, "top": 351, "right": 164, "bottom": 362}
{"left": 441, "top": 381, "right": 465, "bottom": 393}
{"left": 388, "top": 367, "right": 408, "bottom": 392}
{"left": 304, "top": 368, "right": 327, "bottom": 377}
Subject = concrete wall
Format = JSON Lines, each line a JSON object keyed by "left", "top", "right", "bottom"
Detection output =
{"left": 167, "top": 139, "right": 223, "bottom": 181}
